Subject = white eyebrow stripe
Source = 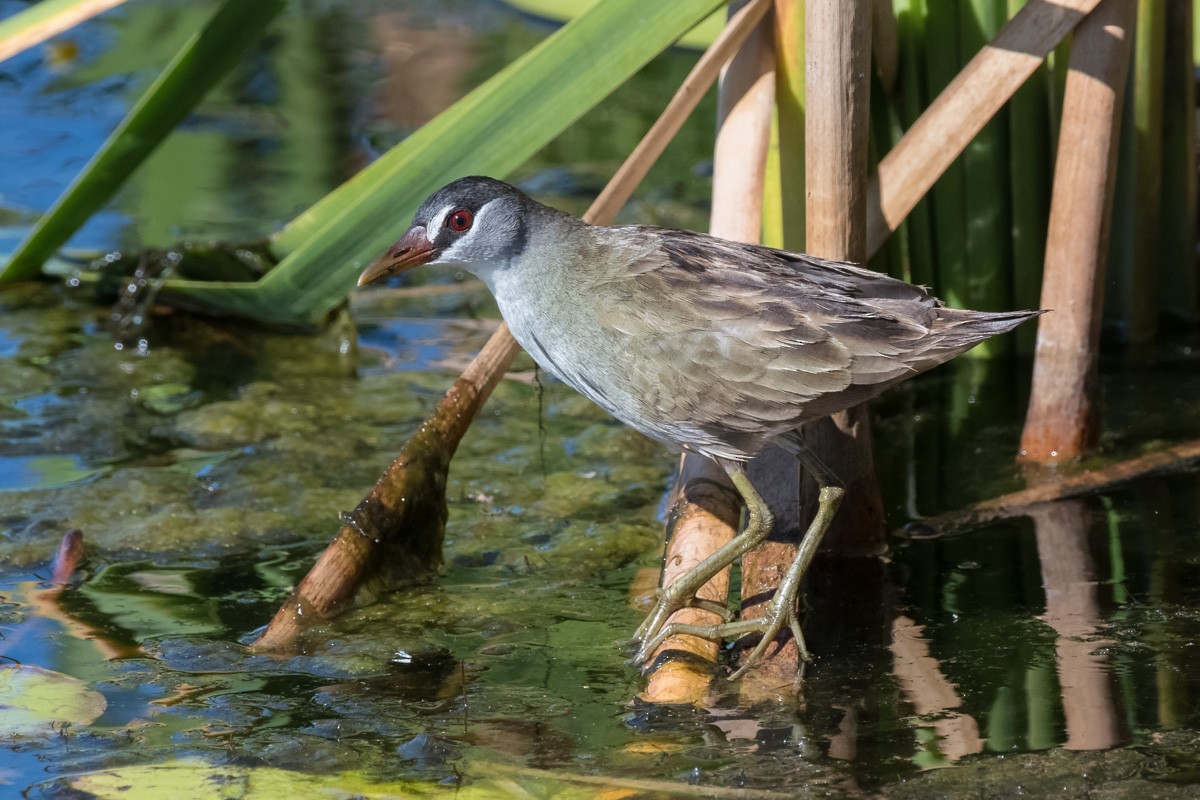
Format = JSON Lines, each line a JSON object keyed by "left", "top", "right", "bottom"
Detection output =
{"left": 427, "top": 204, "right": 456, "bottom": 236}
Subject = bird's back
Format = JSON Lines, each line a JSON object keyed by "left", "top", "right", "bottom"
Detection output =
{"left": 497, "top": 217, "right": 1040, "bottom": 462}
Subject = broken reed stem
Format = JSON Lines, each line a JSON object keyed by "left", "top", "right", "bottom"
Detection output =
{"left": 1018, "top": 0, "right": 1134, "bottom": 464}
{"left": 254, "top": 0, "right": 771, "bottom": 652}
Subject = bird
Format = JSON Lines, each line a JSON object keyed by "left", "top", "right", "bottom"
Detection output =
{"left": 357, "top": 176, "right": 1041, "bottom": 679}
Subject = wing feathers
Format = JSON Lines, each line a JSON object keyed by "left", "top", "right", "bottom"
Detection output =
{"left": 541, "top": 224, "right": 1038, "bottom": 460}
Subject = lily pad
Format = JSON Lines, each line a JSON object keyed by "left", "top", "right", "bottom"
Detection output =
{"left": 0, "top": 665, "right": 106, "bottom": 737}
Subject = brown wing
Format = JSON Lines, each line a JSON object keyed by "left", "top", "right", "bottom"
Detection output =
{"left": 581, "top": 227, "right": 953, "bottom": 456}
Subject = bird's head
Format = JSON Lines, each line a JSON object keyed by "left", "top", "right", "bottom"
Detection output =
{"left": 358, "top": 176, "right": 535, "bottom": 287}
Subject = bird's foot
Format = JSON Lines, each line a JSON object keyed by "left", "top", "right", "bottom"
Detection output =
{"left": 631, "top": 598, "right": 807, "bottom": 678}
{"left": 727, "top": 602, "right": 809, "bottom": 681}
{"left": 630, "top": 592, "right": 735, "bottom": 663}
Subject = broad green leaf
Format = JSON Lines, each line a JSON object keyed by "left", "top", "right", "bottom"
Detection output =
{"left": 0, "top": 664, "right": 106, "bottom": 736}
{"left": 156, "top": 0, "right": 727, "bottom": 324}
{"left": 503, "top": 0, "right": 724, "bottom": 49}
{"left": 0, "top": 0, "right": 129, "bottom": 65}
{"left": 68, "top": 758, "right": 604, "bottom": 799}
{"left": 0, "top": 0, "right": 286, "bottom": 284}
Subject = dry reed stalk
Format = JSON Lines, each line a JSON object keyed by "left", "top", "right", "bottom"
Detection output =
{"left": 1018, "top": 0, "right": 1135, "bottom": 465}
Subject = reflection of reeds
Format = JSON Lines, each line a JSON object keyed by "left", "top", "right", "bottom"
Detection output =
{"left": 890, "top": 614, "right": 985, "bottom": 764}
{"left": 1143, "top": 479, "right": 1184, "bottom": 730}
{"left": 1030, "top": 500, "right": 1126, "bottom": 750}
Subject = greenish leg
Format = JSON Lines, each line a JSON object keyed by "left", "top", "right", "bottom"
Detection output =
{"left": 631, "top": 462, "right": 773, "bottom": 664}
{"left": 635, "top": 443, "right": 845, "bottom": 680}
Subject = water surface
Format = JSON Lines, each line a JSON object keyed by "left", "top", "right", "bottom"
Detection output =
{"left": 2, "top": 2, "right": 1200, "bottom": 797}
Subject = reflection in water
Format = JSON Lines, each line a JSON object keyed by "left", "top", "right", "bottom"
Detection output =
{"left": 888, "top": 499, "right": 1130, "bottom": 762}
{"left": 1029, "top": 500, "right": 1126, "bottom": 751}
{"left": 890, "top": 614, "right": 984, "bottom": 763}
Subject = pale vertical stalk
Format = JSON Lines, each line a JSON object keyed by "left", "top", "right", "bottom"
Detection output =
{"left": 1019, "top": 0, "right": 1136, "bottom": 465}
{"left": 800, "top": 0, "right": 884, "bottom": 556}
{"left": 806, "top": 1, "right": 872, "bottom": 260}
{"left": 642, "top": 3, "right": 777, "bottom": 702}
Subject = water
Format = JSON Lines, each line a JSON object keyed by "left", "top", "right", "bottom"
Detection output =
{"left": 2, "top": 1, "right": 1200, "bottom": 797}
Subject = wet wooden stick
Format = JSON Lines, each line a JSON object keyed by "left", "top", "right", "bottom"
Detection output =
{"left": 253, "top": 326, "right": 517, "bottom": 651}
{"left": 920, "top": 438, "right": 1200, "bottom": 529}
{"left": 253, "top": 0, "right": 773, "bottom": 652}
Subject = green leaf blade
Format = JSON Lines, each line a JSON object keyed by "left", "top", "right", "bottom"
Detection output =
{"left": 166, "top": 0, "right": 726, "bottom": 324}
{"left": 0, "top": 0, "right": 286, "bottom": 284}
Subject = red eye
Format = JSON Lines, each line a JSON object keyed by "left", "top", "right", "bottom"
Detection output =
{"left": 447, "top": 209, "right": 473, "bottom": 232}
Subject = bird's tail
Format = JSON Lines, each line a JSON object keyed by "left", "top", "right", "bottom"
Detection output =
{"left": 921, "top": 307, "right": 1045, "bottom": 368}
{"left": 938, "top": 307, "right": 1045, "bottom": 336}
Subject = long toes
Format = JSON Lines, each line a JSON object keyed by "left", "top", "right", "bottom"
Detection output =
{"left": 632, "top": 609, "right": 663, "bottom": 645}
{"left": 632, "top": 635, "right": 663, "bottom": 666}
{"left": 632, "top": 590, "right": 693, "bottom": 645}
{"left": 632, "top": 621, "right": 703, "bottom": 666}
{"left": 727, "top": 610, "right": 794, "bottom": 680}
{"left": 785, "top": 611, "right": 811, "bottom": 664}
